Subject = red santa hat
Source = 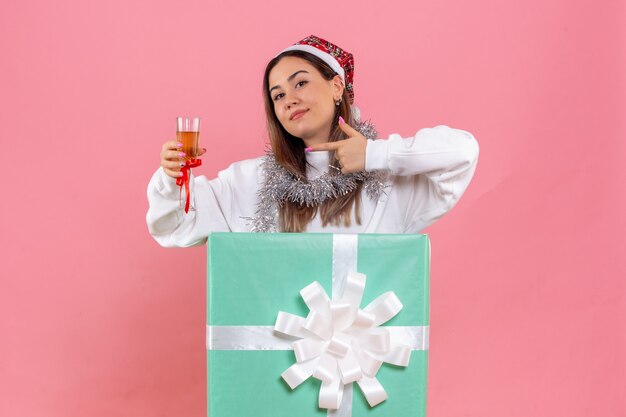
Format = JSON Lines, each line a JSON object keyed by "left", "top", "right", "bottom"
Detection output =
{"left": 276, "top": 35, "right": 357, "bottom": 112}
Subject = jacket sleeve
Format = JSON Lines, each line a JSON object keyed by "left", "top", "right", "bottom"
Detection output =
{"left": 145, "top": 167, "right": 235, "bottom": 248}
{"left": 365, "top": 125, "right": 479, "bottom": 232}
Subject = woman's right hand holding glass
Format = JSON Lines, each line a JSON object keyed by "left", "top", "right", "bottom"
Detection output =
{"left": 160, "top": 140, "right": 206, "bottom": 179}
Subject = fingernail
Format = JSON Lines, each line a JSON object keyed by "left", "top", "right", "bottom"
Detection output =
{"left": 179, "top": 171, "right": 184, "bottom": 176}
{"left": 339, "top": 116, "right": 345, "bottom": 124}
{"left": 178, "top": 152, "right": 186, "bottom": 157}
{"left": 177, "top": 143, "right": 183, "bottom": 147}
{"left": 179, "top": 162, "right": 185, "bottom": 167}
{"left": 305, "top": 147, "right": 313, "bottom": 152}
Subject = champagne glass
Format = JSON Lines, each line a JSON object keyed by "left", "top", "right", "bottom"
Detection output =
{"left": 176, "top": 116, "right": 201, "bottom": 212}
{"left": 176, "top": 116, "right": 200, "bottom": 160}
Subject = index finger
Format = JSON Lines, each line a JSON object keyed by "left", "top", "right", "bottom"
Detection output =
{"left": 338, "top": 119, "right": 361, "bottom": 136}
{"left": 162, "top": 140, "right": 182, "bottom": 151}
{"left": 307, "top": 141, "right": 342, "bottom": 152}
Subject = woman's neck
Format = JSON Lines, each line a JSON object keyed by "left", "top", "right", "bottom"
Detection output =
{"left": 301, "top": 125, "right": 332, "bottom": 148}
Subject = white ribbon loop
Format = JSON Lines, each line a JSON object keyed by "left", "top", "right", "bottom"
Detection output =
{"left": 330, "top": 301, "right": 352, "bottom": 330}
{"left": 301, "top": 281, "right": 330, "bottom": 310}
{"left": 313, "top": 354, "right": 337, "bottom": 383}
{"left": 274, "top": 271, "right": 413, "bottom": 411}
{"left": 281, "top": 358, "right": 319, "bottom": 389}
{"left": 274, "top": 312, "right": 309, "bottom": 338}
{"left": 364, "top": 292, "right": 403, "bottom": 327}
{"left": 304, "top": 310, "right": 332, "bottom": 340}
{"left": 353, "top": 328, "right": 390, "bottom": 352}
{"left": 356, "top": 376, "right": 388, "bottom": 407}
{"left": 351, "top": 309, "right": 376, "bottom": 329}
{"left": 380, "top": 345, "right": 412, "bottom": 367}
{"left": 293, "top": 338, "right": 327, "bottom": 362}
{"left": 351, "top": 342, "right": 383, "bottom": 377}
{"left": 337, "top": 350, "right": 362, "bottom": 383}
{"left": 327, "top": 333, "right": 351, "bottom": 357}
{"left": 320, "top": 377, "right": 343, "bottom": 410}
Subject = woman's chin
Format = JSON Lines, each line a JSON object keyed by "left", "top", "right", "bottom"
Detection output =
{"left": 285, "top": 121, "right": 326, "bottom": 141}
{"left": 287, "top": 126, "right": 311, "bottom": 139}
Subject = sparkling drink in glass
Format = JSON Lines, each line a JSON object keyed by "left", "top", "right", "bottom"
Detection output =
{"left": 176, "top": 117, "right": 200, "bottom": 159}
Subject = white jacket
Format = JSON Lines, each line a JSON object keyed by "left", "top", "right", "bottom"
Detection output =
{"left": 146, "top": 125, "right": 479, "bottom": 247}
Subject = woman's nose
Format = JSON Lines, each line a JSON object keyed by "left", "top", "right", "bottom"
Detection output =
{"left": 284, "top": 91, "right": 299, "bottom": 108}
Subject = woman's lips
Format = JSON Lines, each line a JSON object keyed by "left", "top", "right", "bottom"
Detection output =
{"left": 291, "top": 110, "right": 308, "bottom": 120}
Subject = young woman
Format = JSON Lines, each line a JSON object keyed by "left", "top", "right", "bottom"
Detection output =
{"left": 147, "top": 35, "right": 479, "bottom": 247}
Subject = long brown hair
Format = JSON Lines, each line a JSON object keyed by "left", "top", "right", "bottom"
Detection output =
{"left": 262, "top": 50, "right": 363, "bottom": 232}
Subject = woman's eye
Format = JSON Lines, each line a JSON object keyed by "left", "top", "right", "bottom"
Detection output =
{"left": 273, "top": 81, "right": 307, "bottom": 101}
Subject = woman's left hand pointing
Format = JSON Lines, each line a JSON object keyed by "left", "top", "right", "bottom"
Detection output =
{"left": 306, "top": 117, "right": 367, "bottom": 174}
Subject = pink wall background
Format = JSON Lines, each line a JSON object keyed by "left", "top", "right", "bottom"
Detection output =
{"left": 1, "top": 0, "right": 624, "bottom": 416}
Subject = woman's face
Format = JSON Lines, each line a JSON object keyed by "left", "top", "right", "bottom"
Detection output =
{"left": 268, "top": 56, "right": 343, "bottom": 141}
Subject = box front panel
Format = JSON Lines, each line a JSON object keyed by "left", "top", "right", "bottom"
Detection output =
{"left": 207, "top": 233, "right": 430, "bottom": 417}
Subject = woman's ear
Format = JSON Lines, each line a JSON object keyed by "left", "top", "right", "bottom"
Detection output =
{"left": 332, "top": 75, "right": 345, "bottom": 100}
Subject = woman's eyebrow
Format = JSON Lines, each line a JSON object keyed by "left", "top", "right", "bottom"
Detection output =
{"left": 269, "top": 70, "right": 309, "bottom": 93}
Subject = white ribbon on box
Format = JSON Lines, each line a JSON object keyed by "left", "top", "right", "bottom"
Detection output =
{"left": 206, "top": 234, "right": 429, "bottom": 417}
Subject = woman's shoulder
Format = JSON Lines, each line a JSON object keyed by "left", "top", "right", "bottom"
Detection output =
{"left": 224, "top": 154, "right": 264, "bottom": 171}
{"left": 216, "top": 154, "right": 266, "bottom": 185}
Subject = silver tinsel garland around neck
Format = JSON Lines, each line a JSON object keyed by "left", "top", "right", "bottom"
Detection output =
{"left": 244, "top": 119, "right": 389, "bottom": 233}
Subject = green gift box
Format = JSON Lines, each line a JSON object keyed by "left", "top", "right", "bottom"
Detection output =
{"left": 207, "top": 233, "right": 430, "bottom": 417}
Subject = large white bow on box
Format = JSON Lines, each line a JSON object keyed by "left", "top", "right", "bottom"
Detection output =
{"left": 206, "top": 234, "right": 429, "bottom": 417}
{"left": 276, "top": 271, "right": 418, "bottom": 411}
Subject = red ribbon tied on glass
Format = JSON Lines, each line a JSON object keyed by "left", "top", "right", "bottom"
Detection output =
{"left": 176, "top": 158, "right": 202, "bottom": 213}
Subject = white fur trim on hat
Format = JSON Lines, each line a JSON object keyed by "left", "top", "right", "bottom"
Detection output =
{"left": 276, "top": 44, "right": 346, "bottom": 85}
{"left": 351, "top": 104, "right": 361, "bottom": 121}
